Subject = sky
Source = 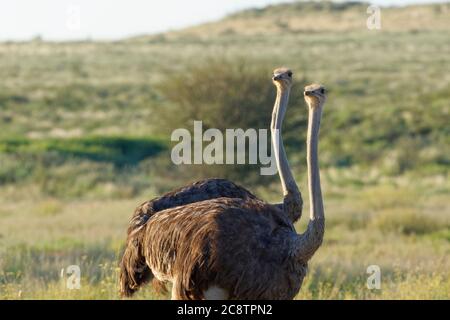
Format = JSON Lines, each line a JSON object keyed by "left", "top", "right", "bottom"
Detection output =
{"left": 0, "top": 0, "right": 446, "bottom": 41}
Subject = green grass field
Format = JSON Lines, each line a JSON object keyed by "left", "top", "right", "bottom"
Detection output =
{"left": 0, "top": 1, "right": 449, "bottom": 299}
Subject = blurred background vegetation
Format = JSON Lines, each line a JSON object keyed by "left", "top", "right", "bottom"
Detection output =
{"left": 0, "top": 1, "right": 449, "bottom": 299}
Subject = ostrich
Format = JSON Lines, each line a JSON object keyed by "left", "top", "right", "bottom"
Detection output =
{"left": 120, "top": 75, "right": 326, "bottom": 300}
{"left": 120, "top": 68, "right": 301, "bottom": 296}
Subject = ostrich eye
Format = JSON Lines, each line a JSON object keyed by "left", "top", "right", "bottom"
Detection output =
{"left": 320, "top": 88, "right": 325, "bottom": 94}
{"left": 287, "top": 72, "right": 292, "bottom": 77}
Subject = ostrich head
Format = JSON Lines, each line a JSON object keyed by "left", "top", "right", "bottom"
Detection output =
{"left": 304, "top": 84, "right": 326, "bottom": 108}
{"left": 272, "top": 68, "right": 293, "bottom": 89}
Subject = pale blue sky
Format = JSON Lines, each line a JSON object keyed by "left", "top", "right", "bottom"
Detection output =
{"left": 0, "top": 0, "right": 446, "bottom": 41}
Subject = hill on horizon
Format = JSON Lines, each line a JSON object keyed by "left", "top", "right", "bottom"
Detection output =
{"left": 130, "top": 1, "right": 450, "bottom": 42}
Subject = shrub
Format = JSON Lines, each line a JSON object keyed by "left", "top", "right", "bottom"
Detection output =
{"left": 155, "top": 58, "right": 306, "bottom": 185}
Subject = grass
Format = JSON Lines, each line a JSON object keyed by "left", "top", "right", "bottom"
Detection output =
{"left": 0, "top": 179, "right": 448, "bottom": 299}
{"left": 370, "top": 208, "right": 444, "bottom": 235}
{"left": 0, "top": 1, "right": 449, "bottom": 299}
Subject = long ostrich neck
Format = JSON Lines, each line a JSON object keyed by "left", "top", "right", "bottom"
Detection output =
{"left": 307, "top": 106, "right": 324, "bottom": 221}
{"left": 271, "top": 84, "right": 302, "bottom": 222}
{"left": 294, "top": 102, "right": 325, "bottom": 262}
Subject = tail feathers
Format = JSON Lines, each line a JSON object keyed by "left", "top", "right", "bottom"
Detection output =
{"left": 119, "top": 238, "right": 152, "bottom": 297}
{"left": 119, "top": 204, "right": 154, "bottom": 297}
{"left": 120, "top": 200, "right": 174, "bottom": 297}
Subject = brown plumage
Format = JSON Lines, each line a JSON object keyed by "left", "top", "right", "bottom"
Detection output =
{"left": 119, "top": 69, "right": 326, "bottom": 299}
{"left": 120, "top": 178, "right": 258, "bottom": 296}
{"left": 143, "top": 197, "right": 305, "bottom": 300}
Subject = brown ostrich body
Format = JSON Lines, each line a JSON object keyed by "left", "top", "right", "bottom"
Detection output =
{"left": 144, "top": 197, "right": 307, "bottom": 300}
{"left": 121, "top": 178, "right": 260, "bottom": 296}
